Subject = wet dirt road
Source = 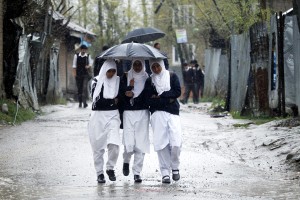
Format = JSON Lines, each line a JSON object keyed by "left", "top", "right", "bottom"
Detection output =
{"left": 0, "top": 102, "right": 299, "bottom": 200}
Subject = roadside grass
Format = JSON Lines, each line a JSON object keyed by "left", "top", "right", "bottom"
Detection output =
{"left": 207, "top": 97, "right": 284, "bottom": 128}
{"left": 0, "top": 99, "right": 36, "bottom": 125}
{"left": 0, "top": 97, "right": 67, "bottom": 125}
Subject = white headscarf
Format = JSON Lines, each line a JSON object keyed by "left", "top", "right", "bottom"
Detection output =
{"left": 127, "top": 59, "right": 149, "bottom": 98}
{"left": 92, "top": 59, "right": 120, "bottom": 102}
{"left": 150, "top": 59, "right": 170, "bottom": 95}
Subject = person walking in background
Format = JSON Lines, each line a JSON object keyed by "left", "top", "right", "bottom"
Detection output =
{"left": 147, "top": 59, "right": 182, "bottom": 184}
{"left": 88, "top": 60, "right": 121, "bottom": 184}
{"left": 190, "top": 60, "right": 204, "bottom": 102}
{"left": 93, "top": 45, "right": 109, "bottom": 76}
{"left": 72, "top": 44, "right": 93, "bottom": 108}
{"left": 153, "top": 42, "right": 169, "bottom": 70}
{"left": 119, "top": 59, "right": 150, "bottom": 183}
{"left": 180, "top": 62, "right": 197, "bottom": 104}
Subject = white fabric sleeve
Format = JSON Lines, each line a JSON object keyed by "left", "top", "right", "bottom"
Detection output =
{"left": 72, "top": 54, "right": 77, "bottom": 68}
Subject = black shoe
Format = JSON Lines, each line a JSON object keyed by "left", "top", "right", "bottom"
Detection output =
{"left": 84, "top": 103, "right": 88, "bottom": 108}
{"left": 162, "top": 175, "right": 171, "bottom": 184}
{"left": 172, "top": 170, "right": 180, "bottom": 181}
{"left": 123, "top": 163, "right": 130, "bottom": 176}
{"left": 79, "top": 103, "right": 82, "bottom": 108}
{"left": 97, "top": 174, "right": 106, "bottom": 183}
{"left": 134, "top": 175, "right": 142, "bottom": 183}
{"left": 179, "top": 99, "right": 185, "bottom": 104}
{"left": 106, "top": 170, "right": 116, "bottom": 181}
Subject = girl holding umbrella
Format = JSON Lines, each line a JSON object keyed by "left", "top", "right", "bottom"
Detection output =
{"left": 119, "top": 59, "right": 151, "bottom": 183}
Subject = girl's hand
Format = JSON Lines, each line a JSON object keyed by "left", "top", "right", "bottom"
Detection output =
{"left": 125, "top": 91, "right": 134, "bottom": 97}
{"left": 129, "top": 78, "right": 134, "bottom": 87}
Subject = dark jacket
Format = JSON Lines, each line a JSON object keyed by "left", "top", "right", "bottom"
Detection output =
{"left": 147, "top": 72, "right": 181, "bottom": 115}
{"left": 119, "top": 73, "right": 150, "bottom": 111}
{"left": 93, "top": 57, "right": 106, "bottom": 76}
{"left": 91, "top": 77, "right": 120, "bottom": 111}
{"left": 182, "top": 68, "right": 194, "bottom": 85}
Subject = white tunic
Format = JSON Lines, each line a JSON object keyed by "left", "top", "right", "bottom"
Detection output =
{"left": 123, "top": 110, "right": 150, "bottom": 153}
{"left": 88, "top": 110, "right": 121, "bottom": 151}
{"left": 150, "top": 111, "right": 182, "bottom": 151}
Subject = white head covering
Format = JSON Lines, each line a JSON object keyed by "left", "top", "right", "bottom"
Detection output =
{"left": 92, "top": 59, "right": 120, "bottom": 102}
{"left": 127, "top": 59, "right": 149, "bottom": 98}
{"left": 150, "top": 59, "right": 170, "bottom": 95}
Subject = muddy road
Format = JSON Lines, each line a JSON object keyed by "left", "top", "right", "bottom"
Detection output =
{"left": 0, "top": 102, "right": 299, "bottom": 199}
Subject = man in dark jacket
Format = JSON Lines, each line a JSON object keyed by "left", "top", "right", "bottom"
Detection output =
{"left": 190, "top": 60, "right": 204, "bottom": 101}
{"left": 180, "top": 62, "right": 197, "bottom": 104}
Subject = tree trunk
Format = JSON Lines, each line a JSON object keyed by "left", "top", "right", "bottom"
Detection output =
{"left": 141, "top": 0, "right": 148, "bottom": 27}
{"left": 82, "top": 0, "right": 87, "bottom": 28}
{"left": 0, "top": 0, "right": 4, "bottom": 98}
{"left": 98, "top": 0, "right": 104, "bottom": 47}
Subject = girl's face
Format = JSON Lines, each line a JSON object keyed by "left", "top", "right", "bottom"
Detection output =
{"left": 151, "top": 63, "right": 162, "bottom": 74}
{"left": 106, "top": 69, "right": 116, "bottom": 79}
{"left": 133, "top": 60, "right": 143, "bottom": 73}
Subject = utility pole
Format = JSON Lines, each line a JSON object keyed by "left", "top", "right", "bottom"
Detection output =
{"left": 0, "top": 0, "right": 4, "bottom": 98}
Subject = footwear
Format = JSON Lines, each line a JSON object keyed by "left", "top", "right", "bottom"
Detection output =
{"left": 162, "top": 175, "right": 171, "bottom": 184}
{"left": 97, "top": 174, "right": 106, "bottom": 183}
{"left": 123, "top": 163, "right": 130, "bottom": 176}
{"left": 106, "top": 170, "right": 116, "bottom": 181}
{"left": 79, "top": 103, "right": 82, "bottom": 108}
{"left": 84, "top": 103, "right": 88, "bottom": 108}
{"left": 172, "top": 170, "right": 180, "bottom": 181}
{"left": 134, "top": 175, "right": 142, "bottom": 183}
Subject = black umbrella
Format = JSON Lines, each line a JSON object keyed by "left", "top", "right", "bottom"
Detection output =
{"left": 121, "top": 27, "right": 165, "bottom": 44}
{"left": 98, "top": 42, "right": 167, "bottom": 60}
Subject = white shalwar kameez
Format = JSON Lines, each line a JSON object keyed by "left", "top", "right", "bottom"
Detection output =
{"left": 122, "top": 59, "right": 150, "bottom": 176}
{"left": 88, "top": 110, "right": 121, "bottom": 176}
{"left": 151, "top": 111, "right": 182, "bottom": 177}
{"left": 149, "top": 59, "right": 182, "bottom": 178}
{"left": 123, "top": 110, "right": 150, "bottom": 175}
{"left": 88, "top": 59, "right": 121, "bottom": 177}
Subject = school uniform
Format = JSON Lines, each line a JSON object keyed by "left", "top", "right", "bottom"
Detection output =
{"left": 147, "top": 59, "right": 182, "bottom": 183}
{"left": 119, "top": 59, "right": 150, "bottom": 180}
{"left": 88, "top": 60, "right": 121, "bottom": 182}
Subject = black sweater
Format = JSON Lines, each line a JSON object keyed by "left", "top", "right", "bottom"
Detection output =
{"left": 147, "top": 72, "right": 181, "bottom": 115}
{"left": 91, "top": 77, "right": 120, "bottom": 111}
{"left": 119, "top": 74, "right": 150, "bottom": 111}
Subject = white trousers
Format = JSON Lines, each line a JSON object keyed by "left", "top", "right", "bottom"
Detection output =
{"left": 157, "top": 144, "right": 181, "bottom": 177}
{"left": 93, "top": 144, "right": 119, "bottom": 176}
{"left": 123, "top": 147, "right": 145, "bottom": 175}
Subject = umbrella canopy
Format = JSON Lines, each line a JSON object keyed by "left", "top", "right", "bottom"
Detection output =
{"left": 122, "top": 27, "right": 165, "bottom": 44}
{"left": 98, "top": 42, "right": 167, "bottom": 60}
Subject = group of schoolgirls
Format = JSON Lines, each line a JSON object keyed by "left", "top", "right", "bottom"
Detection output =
{"left": 88, "top": 58, "right": 182, "bottom": 184}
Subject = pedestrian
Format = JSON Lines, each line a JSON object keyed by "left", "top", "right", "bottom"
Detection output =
{"left": 72, "top": 44, "right": 93, "bottom": 108}
{"left": 93, "top": 45, "right": 109, "bottom": 76}
{"left": 190, "top": 60, "right": 204, "bottom": 102}
{"left": 119, "top": 59, "right": 150, "bottom": 183}
{"left": 153, "top": 42, "right": 169, "bottom": 70}
{"left": 147, "top": 59, "right": 182, "bottom": 184}
{"left": 180, "top": 61, "right": 197, "bottom": 104}
{"left": 88, "top": 59, "right": 121, "bottom": 184}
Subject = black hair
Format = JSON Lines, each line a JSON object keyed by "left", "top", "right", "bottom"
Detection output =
{"left": 80, "top": 44, "right": 88, "bottom": 49}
